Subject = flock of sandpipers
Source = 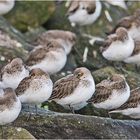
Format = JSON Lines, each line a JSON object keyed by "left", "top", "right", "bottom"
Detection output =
{"left": 0, "top": 0, "right": 140, "bottom": 132}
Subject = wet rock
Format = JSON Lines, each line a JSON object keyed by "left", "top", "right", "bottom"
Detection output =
{"left": 0, "top": 17, "right": 33, "bottom": 68}
{"left": 11, "top": 107, "right": 140, "bottom": 139}
{"left": 5, "top": 1, "right": 55, "bottom": 32}
{"left": 0, "top": 126, "right": 35, "bottom": 139}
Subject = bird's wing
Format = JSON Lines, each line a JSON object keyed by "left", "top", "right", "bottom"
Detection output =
{"left": 88, "top": 84, "right": 112, "bottom": 104}
{"left": 15, "top": 76, "right": 31, "bottom": 96}
{"left": 117, "top": 88, "right": 140, "bottom": 110}
{"left": 49, "top": 74, "right": 80, "bottom": 100}
{"left": 67, "top": 0, "right": 80, "bottom": 15}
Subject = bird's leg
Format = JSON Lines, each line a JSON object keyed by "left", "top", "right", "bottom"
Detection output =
{"left": 35, "top": 105, "right": 38, "bottom": 115}
{"left": 135, "top": 64, "right": 140, "bottom": 72}
{"left": 27, "top": 105, "right": 31, "bottom": 121}
{"left": 113, "top": 62, "right": 127, "bottom": 72}
{"left": 69, "top": 105, "right": 75, "bottom": 114}
{"left": 1, "top": 126, "right": 4, "bottom": 139}
{"left": 108, "top": 111, "right": 112, "bottom": 119}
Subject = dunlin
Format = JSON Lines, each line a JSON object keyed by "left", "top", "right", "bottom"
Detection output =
{"left": 110, "top": 87, "right": 140, "bottom": 119}
{"left": 15, "top": 68, "right": 53, "bottom": 113}
{"left": 110, "top": 9, "right": 140, "bottom": 40}
{"left": 26, "top": 39, "right": 67, "bottom": 75}
{"left": 0, "top": 88, "right": 21, "bottom": 125}
{"left": 66, "top": 0, "right": 102, "bottom": 27}
{"left": 88, "top": 74, "right": 130, "bottom": 110}
{"left": 0, "top": 0, "right": 15, "bottom": 15}
{"left": 35, "top": 30, "right": 76, "bottom": 55}
{"left": 101, "top": 27, "right": 134, "bottom": 61}
{"left": 124, "top": 40, "right": 140, "bottom": 66}
{"left": 49, "top": 67, "right": 95, "bottom": 113}
{"left": 0, "top": 58, "right": 29, "bottom": 89}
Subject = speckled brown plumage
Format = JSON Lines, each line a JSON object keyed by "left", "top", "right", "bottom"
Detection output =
{"left": 49, "top": 74, "right": 80, "bottom": 100}
{"left": 49, "top": 67, "right": 91, "bottom": 100}
{"left": 117, "top": 87, "right": 140, "bottom": 110}
{"left": 101, "top": 27, "right": 128, "bottom": 52}
{"left": 110, "top": 9, "right": 140, "bottom": 34}
{"left": 88, "top": 74, "right": 126, "bottom": 104}
{"left": 26, "top": 40, "right": 64, "bottom": 66}
{"left": 67, "top": 0, "right": 96, "bottom": 15}
{"left": 36, "top": 30, "right": 76, "bottom": 46}
{"left": 131, "top": 41, "right": 140, "bottom": 56}
{"left": 0, "top": 88, "right": 17, "bottom": 111}
{"left": 15, "top": 68, "right": 49, "bottom": 96}
{"left": 0, "top": 58, "right": 23, "bottom": 80}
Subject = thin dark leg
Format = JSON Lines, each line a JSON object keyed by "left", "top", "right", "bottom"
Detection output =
{"left": 69, "top": 105, "right": 75, "bottom": 114}
{"left": 135, "top": 64, "right": 140, "bottom": 72}
{"left": 35, "top": 105, "right": 38, "bottom": 115}
{"left": 108, "top": 111, "right": 112, "bottom": 118}
{"left": 1, "top": 126, "right": 3, "bottom": 139}
{"left": 27, "top": 105, "right": 31, "bottom": 121}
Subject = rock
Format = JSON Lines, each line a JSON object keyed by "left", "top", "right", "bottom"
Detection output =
{"left": 11, "top": 107, "right": 140, "bottom": 139}
{"left": 0, "top": 16, "right": 33, "bottom": 68}
{"left": 5, "top": 1, "right": 55, "bottom": 32}
{"left": 0, "top": 126, "right": 35, "bottom": 139}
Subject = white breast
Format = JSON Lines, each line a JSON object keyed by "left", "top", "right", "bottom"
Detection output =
{"left": 124, "top": 53, "right": 140, "bottom": 65}
{"left": 102, "top": 35, "right": 135, "bottom": 61}
{"left": 56, "top": 77, "right": 95, "bottom": 106}
{"left": 29, "top": 51, "right": 67, "bottom": 75}
{"left": 128, "top": 27, "right": 140, "bottom": 40}
{"left": 94, "top": 83, "right": 130, "bottom": 110}
{"left": 1, "top": 68, "right": 29, "bottom": 89}
{"left": 0, "top": 0, "right": 15, "bottom": 15}
{"left": 0, "top": 97, "right": 21, "bottom": 125}
{"left": 19, "top": 79, "right": 53, "bottom": 104}
{"left": 68, "top": 0, "right": 102, "bottom": 26}
{"left": 119, "top": 105, "right": 140, "bottom": 119}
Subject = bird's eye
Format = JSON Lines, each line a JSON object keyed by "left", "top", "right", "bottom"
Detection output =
{"left": 77, "top": 72, "right": 83, "bottom": 78}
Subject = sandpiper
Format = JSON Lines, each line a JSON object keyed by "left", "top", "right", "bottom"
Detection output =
{"left": 105, "top": 0, "right": 127, "bottom": 10}
{"left": 0, "top": 88, "right": 21, "bottom": 125}
{"left": 0, "top": 58, "right": 29, "bottom": 89}
{"left": 26, "top": 39, "right": 67, "bottom": 75}
{"left": 49, "top": 67, "right": 95, "bottom": 113}
{"left": 101, "top": 27, "right": 135, "bottom": 61}
{"left": 66, "top": 0, "right": 102, "bottom": 27}
{"left": 110, "top": 9, "right": 140, "bottom": 40}
{"left": 124, "top": 40, "right": 140, "bottom": 66}
{"left": 88, "top": 74, "right": 130, "bottom": 110}
{"left": 35, "top": 30, "right": 77, "bottom": 55}
{"left": 0, "top": 0, "right": 15, "bottom": 15}
{"left": 15, "top": 68, "right": 53, "bottom": 113}
{"left": 110, "top": 87, "right": 140, "bottom": 119}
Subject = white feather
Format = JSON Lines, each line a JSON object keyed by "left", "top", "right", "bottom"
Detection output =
{"left": 0, "top": 97, "right": 21, "bottom": 125}
{"left": 0, "top": 0, "right": 15, "bottom": 15}
{"left": 110, "top": 105, "right": 140, "bottom": 119}
{"left": 29, "top": 51, "right": 67, "bottom": 75}
{"left": 102, "top": 35, "right": 135, "bottom": 61}
{"left": 55, "top": 76, "right": 95, "bottom": 107}
{"left": 0, "top": 67, "right": 29, "bottom": 89}
{"left": 68, "top": 0, "right": 102, "bottom": 26}
{"left": 94, "top": 83, "right": 130, "bottom": 110}
{"left": 19, "top": 78, "right": 53, "bottom": 104}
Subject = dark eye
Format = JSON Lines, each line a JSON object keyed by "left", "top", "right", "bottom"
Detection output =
{"left": 77, "top": 72, "right": 83, "bottom": 78}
